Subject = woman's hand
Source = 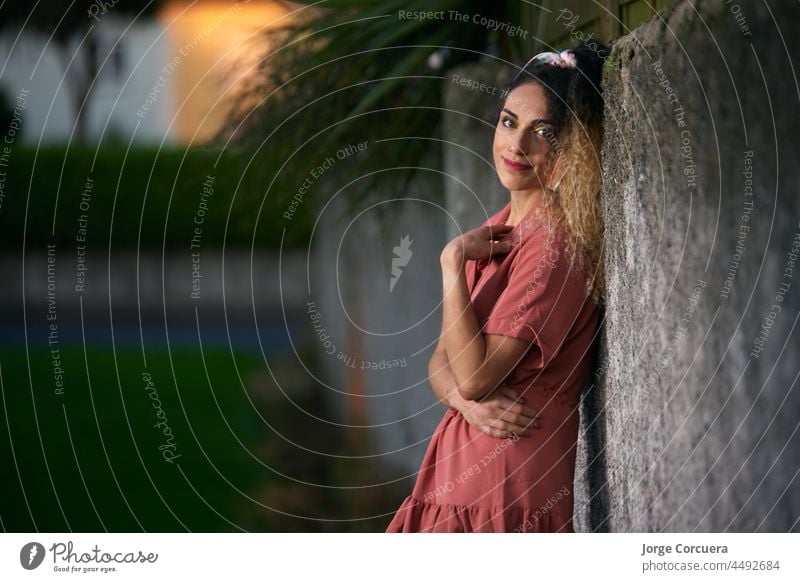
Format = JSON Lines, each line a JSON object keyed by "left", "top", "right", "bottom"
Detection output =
{"left": 441, "top": 224, "right": 515, "bottom": 268}
{"left": 455, "top": 387, "right": 541, "bottom": 439}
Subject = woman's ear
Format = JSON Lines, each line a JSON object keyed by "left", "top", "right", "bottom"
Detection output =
{"left": 546, "top": 154, "right": 567, "bottom": 190}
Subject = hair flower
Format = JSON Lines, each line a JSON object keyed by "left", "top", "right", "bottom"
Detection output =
{"left": 557, "top": 49, "right": 577, "bottom": 68}
{"left": 513, "top": 49, "right": 578, "bottom": 80}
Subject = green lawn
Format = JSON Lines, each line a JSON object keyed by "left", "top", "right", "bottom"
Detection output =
{"left": 0, "top": 347, "right": 271, "bottom": 532}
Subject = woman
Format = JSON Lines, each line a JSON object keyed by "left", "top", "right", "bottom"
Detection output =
{"left": 386, "top": 40, "right": 609, "bottom": 533}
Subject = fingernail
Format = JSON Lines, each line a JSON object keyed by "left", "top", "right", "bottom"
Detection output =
{"left": 534, "top": 421, "right": 541, "bottom": 428}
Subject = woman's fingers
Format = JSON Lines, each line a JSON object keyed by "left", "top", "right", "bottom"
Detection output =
{"left": 489, "top": 240, "right": 513, "bottom": 258}
{"left": 468, "top": 389, "right": 543, "bottom": 437}
{"left": 494, "top": 392, "right": 540, "bottom": 429}
{"left": 497, "top": 409, "right": 540, "bottom": 431}
{"left": 489, "top": 227, "right": 514, "bottom": 244}
{"left": 481, "top": 424, "right": 514, "bottom": 440}
{"left": 498, "top": 398, "right": 539, "bottom": 419}
{"left": 477, "top": 409, "right": 538, "bottom": 438}
{"left": 449, "top": 224, "right": 514, "bottom": 262}
{"left": 481, "top": 426, "right": 504, "bottom": 439}
{"left": 497, "top": 394, "right": 539, "bottom": 420}
{"left": 485, "top": 417, "right": 529, "bottom": 437}
{"left": 485, "top": 224, "right": 514, "bottom": 237}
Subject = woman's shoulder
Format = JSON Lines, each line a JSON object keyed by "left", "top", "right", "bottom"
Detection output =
{"left": 512, "top": 219, "right": 589, "bottom": 280}
{"left": 514, "top": 212, "right": 569, "bottom": 251}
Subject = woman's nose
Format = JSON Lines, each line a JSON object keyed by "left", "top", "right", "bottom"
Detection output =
{"left": 506, "top": 131, "right": 528, "bottom": 155}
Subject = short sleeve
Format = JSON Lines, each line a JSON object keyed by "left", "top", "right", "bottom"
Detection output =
{"left": 482, "top": 231, "right": 589, "bottom": 368}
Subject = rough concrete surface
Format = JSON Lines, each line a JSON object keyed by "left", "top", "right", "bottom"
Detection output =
{"left": 574, "top": 0, "right": 800, "bottom": 531}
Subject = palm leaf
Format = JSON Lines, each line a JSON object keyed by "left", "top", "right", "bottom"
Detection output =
{"left": 218, "top": 0, "right": 526, "bottom": 225}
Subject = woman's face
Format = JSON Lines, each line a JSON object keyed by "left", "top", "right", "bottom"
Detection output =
{"left": 492, "top": 81, "right": 558, "bottom": 193}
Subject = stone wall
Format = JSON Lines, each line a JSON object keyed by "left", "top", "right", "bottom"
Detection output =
{"left": 574, "top": 0, "right": 800, "bottom": 532}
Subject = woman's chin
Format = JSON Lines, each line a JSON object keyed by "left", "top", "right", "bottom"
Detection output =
{"left": 497, "top": 175, "right": 542, "bottom": 192}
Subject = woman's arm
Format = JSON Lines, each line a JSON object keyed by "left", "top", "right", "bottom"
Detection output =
{"left": 428, "top": 341, "right": 461, "bottom": 409}
{"left": 428, "top": 339, "right": 541, "bottom": 438}
{"left": 439, "top": 239, "right": 532, "bottom": 401}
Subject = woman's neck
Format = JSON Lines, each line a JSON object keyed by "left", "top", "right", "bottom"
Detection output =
{"left": 506, "top": 189, "right": 544, "bottom": 227}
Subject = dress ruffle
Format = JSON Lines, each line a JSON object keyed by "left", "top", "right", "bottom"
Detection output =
{"left": 385, "top": 494, "right": 573, "bottom": 533}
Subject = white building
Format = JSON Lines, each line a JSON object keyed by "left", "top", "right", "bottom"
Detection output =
{"left": 0, "top": 0, "right": 290, "bottom": 145}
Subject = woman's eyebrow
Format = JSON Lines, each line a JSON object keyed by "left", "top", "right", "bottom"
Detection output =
{"left": 501, "top": 108, "right": 554, "bottom": 125}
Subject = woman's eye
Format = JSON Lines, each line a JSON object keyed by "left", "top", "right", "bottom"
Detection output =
{"left": 500, "top": 117, "right": 551, "bottom": 138}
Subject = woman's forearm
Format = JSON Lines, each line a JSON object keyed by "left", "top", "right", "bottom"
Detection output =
{"left": 428, "top": 347, "right": 467, "bottom": 411}
{"left": 439, "top": 248, "right": 487, "bottom": 398}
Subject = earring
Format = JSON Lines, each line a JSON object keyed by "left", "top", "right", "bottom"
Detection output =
{"left": 547, "top": 165, "right": 563, "bottom": 191}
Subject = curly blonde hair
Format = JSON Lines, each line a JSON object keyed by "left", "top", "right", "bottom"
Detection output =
{"left": 541, "top": 115, "right": 605, "bottom": 305}
{"left": 502, "top": 40, "right": 608, "bottom": 306}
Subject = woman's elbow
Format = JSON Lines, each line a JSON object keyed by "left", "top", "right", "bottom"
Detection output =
{"left": 457, "top": 380, "right": 488, "bottom": 401}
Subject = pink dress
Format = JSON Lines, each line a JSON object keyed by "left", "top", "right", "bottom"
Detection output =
{"left": 386, "top": 198, "right": 601, "bottom": 533}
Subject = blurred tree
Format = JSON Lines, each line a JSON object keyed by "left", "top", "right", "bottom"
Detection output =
{"left": 0, "top": 0, "right": 162, "bottom": 142}
{"left": 0, "top": 86, "right": 13, "bottom": 134}
{"left": 216, "top": 0, "right": 535, "bottom": 217}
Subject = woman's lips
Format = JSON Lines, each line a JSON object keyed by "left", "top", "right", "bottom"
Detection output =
{"left": 502, "top": 157, "right": 532, "bottom": 172}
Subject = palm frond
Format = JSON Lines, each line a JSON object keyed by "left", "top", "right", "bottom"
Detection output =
{"left": 216, "top": 0, "right": 526, "bottom": 224}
